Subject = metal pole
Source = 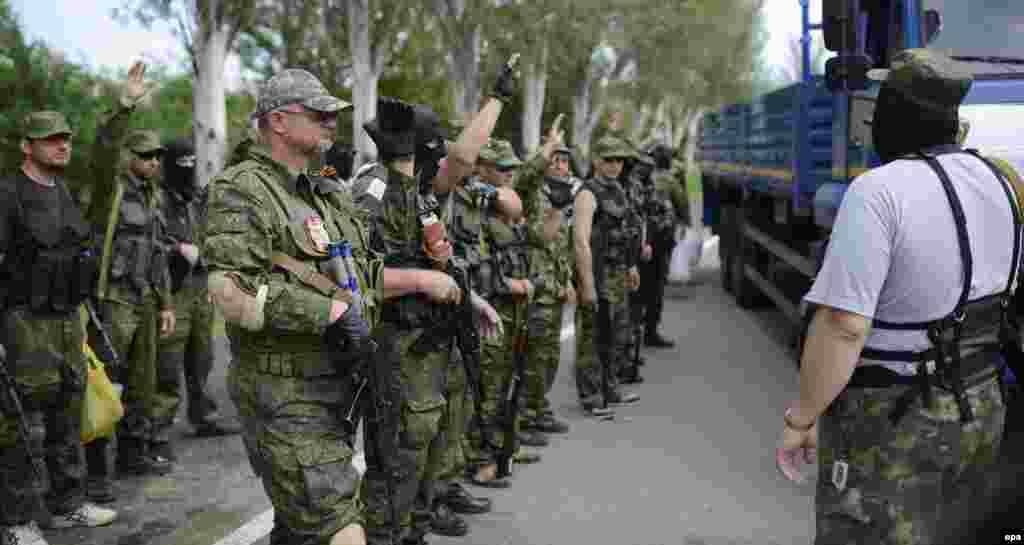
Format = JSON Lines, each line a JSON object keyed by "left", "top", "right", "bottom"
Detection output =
{"left": 800, "top": 0, "right": 812, "bottom": 82}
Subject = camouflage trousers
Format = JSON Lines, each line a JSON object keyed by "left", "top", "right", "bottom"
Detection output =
{"left": 153, "top": 283, "right": 217, "bottom": 442}
{"left": 466, "top": 299, "right": 522, "bottom": 455}
{"left": 362, "top": 327, "right": 449, "bottom": 545}
{"left": 522, "top": 302, "right": 563, "bottom": 421}
{"left": 227, "top": 346, "right": 363, "bottom": 544}
{"left": 84, "top": 296, "right": 160, "bottom": 481}
{"left": 575, "top": 269, "right": 630, "bottom": 406}
{"left": 815, "top": 367, "right": 1005, "bottom": 545}
{"left": 0, "top": 307, "right": 87, "bottom": 525}
{"left": 427, "top": 345, "right": 467, "bottom": 497}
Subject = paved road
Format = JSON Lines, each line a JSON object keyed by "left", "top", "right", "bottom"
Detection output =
{"left": 50, "top": 253, "right": 823, "bottom": 545}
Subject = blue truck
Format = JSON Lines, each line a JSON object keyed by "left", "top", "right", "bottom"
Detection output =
{"left": 699, "top": 0, "right": 1024, "bottom": 335}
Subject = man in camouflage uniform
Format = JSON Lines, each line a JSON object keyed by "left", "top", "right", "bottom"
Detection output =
{"left": 573, "top": 136, "right": 641, "bottom": 418}
{"left": 0, "top": 110, "right": 119, "bottom": 545}
{"left": 353, "top": 83, "right": 512, "bottom": 544}
{"left": 151, "top": 137, "right": 238, "bottom": 464}
{"left": 518, "top": 126, "right": 575, "bottom": 437}
{"left": 204, "top": 69, "right": 372, "bottom": 545}
{"left": 778, "top": 50, "right": 1016, "bottom": 544}
{"left": 81, "top": 63, "right": 177, "bottom": 498}
{"left": 641, "top": 144, "right": 687, "bottom": 349}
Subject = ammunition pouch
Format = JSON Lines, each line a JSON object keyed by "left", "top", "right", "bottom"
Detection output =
{"left": 14, "top": 247, "right": 97, "bottom": 314}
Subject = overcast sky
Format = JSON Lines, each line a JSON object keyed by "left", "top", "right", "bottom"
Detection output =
{"left": 12, "top": 0, "right": 807, "bottom": 81}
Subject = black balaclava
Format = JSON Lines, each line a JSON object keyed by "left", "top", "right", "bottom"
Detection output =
{"left": 163, "top": 138, "right": 197, "bottom": 200}
{"left": 324, "top": 142, "right": 356, "bottom": 181}
{"left": 650, "top": 145, "right": 672, "bottom": 171}
{"left": 871, "top": 84, "right": 959, "bottom": 164}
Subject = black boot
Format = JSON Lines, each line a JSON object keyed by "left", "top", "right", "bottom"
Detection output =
{"left": 439, "top": 482, "right": 491, "bottom": 514}
{"left": 429, "top": 502, "right": 469, "bottom": 536}
{"left": 644, "top": 331, "right": 675, "bottom": 348}
{"left": 118, "top": 436, "right": 173, "bottom": 476}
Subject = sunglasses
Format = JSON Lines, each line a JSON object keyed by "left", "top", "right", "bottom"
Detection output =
{"left": 279, "top": 107, "right": 338, "bottom": 127}
{"left": 496, "top": 165, "right": 518, "bottom": 174}
{"left": 134, "top": 150, "right": 163, "bottom": 161}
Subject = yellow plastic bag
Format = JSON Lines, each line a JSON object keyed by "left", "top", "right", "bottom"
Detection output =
{"left": 81, "top": 343, "right": 124, "bottom": 445}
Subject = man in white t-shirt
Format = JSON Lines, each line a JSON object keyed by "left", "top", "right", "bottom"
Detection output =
{"left": 776, "top": 49, "right": 1021, "bottom": 544}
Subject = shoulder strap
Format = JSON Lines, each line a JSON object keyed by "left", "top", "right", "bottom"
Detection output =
{"left": 964, "top": 149, "right": 1022, "bottom": 296}
{"left": 920, "top": 152, "right": 973, "bottom": 314}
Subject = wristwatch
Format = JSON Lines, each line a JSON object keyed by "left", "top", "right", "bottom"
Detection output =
{"left": 784, "top": 408, "right": 815, "bottom": 431}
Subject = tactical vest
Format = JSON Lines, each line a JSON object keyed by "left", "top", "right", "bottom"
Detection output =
{"left": 855, "top": 146, "right": 1022, "bottom": 425}
{"left": 374, "top": 168, "right": 449, "bottom": 330}
{"left": 99, "top": 173, "right": 166, "bottom": 300}
{"left": 2, "top": 175, "right": 98, "bottom": 315}
{"left": 164, "top": 190, "right": 206, "bottom": 293}
{"left": 485, "top": 219, "right": 532, "bottom": 300}
{"left": 585, "top": 176, "right": 633, "bottom": 269}
{"left": 444, "top": 180, "right": 498, "bottom": 298}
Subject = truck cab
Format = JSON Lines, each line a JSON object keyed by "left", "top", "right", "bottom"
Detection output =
{"left": 700, "top": 0, "right": 1024, "bottom": 337}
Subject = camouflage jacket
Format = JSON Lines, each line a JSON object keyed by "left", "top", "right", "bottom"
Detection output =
{"left": 82, "top": 104, "right": 172, "bottom": 310}
{"left": 204, "top": 145, "right": 377, "bottom": 349}
{"left": 518, "top": 153, "right": 574, "bottom": 306}
{"left": 482, "top": 215, "right": 532, "bottom": 302}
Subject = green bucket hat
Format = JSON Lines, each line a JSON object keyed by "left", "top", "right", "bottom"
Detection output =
{"left": 254, "top": 69, "right": 352, "bottom": 119}
{"left": 124, "top": 130, "right": 164, "bottom": 154}
{"left": 23, "top": 111, "right": 72, "bottom": 139}
{"left": 867, "top": 48, "right": 973, "bottom": 118}
{"left": 592, "top": 136, "right": 636, "bottom": 160}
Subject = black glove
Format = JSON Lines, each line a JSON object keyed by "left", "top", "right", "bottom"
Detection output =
{"left": 324, "top": 296, "right": 372, "bottom": 357}
{"left": 363, "top": 97, "right": 417, "bottom": 162}
{"left": 490, "top": 55, "right": 519, "bottom": 103}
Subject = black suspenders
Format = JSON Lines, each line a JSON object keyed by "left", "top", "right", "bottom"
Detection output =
{"left": 858, "top": 147, "right": 1022, "bottom": 424}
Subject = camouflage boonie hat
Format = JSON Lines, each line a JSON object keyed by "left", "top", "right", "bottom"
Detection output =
{"left": 478, "top": 138, "right": 522, "bottom": 167}
{"left": 868, "top": 49, "right": 973, "bottom": 117}
{"left": 592, "top": 136, "right": 635, "bottom": 160}
{"left": 253, "top": 69, "right": 352, "bottom": 119}
{"left": 124, "top": 130, "right": 164, "bottom": 154}
{"left": 23, "top": 111, "right": 72, "bottom": 139}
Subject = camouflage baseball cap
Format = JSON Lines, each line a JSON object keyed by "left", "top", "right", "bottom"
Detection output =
{"left": 867, "top": 49, "right": 973, "bottom": 117}
{"left": 478, "top": 138, "right": 522, "bottom": 167}
{"left": 591, "top": 136, "right": 636, "bottom": 160}
{"left": 254, "top": 69, "right": 351, "bottom": 118}
{"left": 124, "top": 130, "right": 164, "bottom": 154}
{"left": 23, "top": 111, "right": 72, "bottom": 139}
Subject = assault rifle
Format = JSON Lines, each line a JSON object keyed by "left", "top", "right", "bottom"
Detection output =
{"left": 0, "top": 344, "right": 53, "bottom": 527}
{"left": 496, "top": 295, "right": 531, "bottom": 478}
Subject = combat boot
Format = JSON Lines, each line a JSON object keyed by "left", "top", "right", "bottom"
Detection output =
{"left": 0, "top": 522, "right": 47, "bottom": 545}
{"left": 429, "top": 502, "right": 468, "bottom": 537}
{"left": 645, "top": 331, "right": 675, "bottom": 348}
{"left": 516, "top": 429, "right": 549, "bottom": 447}
{"left": 438, "top": 482, "right": 491, "bottom": 514}
{"left": 117, "top": 437, "right": 172, "bottom": 476}
{"left": 527, "top": 414, "right": 570, "bottom": 434}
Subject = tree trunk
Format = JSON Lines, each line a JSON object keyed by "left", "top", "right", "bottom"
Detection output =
{"left": 520, "top": 43, "right": 548, "bottom": 154}
{"left": 572, "top": 68, "right": 604, "bottom": 159}
{"left": 685, "top": 106, "right": 705, "bottom": 226}
{"left": 192, "top": 26, "right": 230, "bottom": 189}
{"left": 447, "top": 22, "right": 480, "bottom": 120}
{"left": 348, "top": 0, "right": 379, "bottom": 167}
